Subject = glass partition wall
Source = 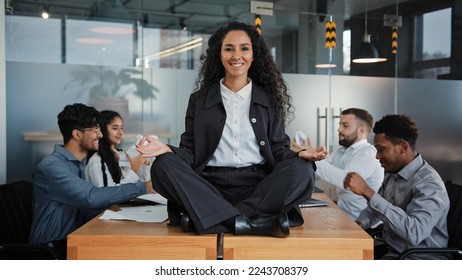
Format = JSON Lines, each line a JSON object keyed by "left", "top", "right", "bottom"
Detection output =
{"left": 3, "top": 0, "right": 462, "bottom": 185}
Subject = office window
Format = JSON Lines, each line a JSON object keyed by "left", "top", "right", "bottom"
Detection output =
{"left": 415, "top": 8, "right": 451, "bottom": 61}
{"left": 6, "top": 16, "right": 61, "bottom": 63}
{"left": 141, "top": 29, "right": 206, "bottom": 70}
{"left": 5, "top": 15, "right": 205, "bottom": 69}
{"left": 66, "top": 20, "right": 135, "bottom": 66}
{"left": 414, "top": 67, "right": 450, "bottom": 79}
{"left": 413, "top": 7, "right": 451, "bottom": 79}
{"left": 343, "top": 29, "right": 351, "bottom": 74}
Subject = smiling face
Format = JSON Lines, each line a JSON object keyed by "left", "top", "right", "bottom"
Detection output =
{"left": 106, "top": 116, "right": 124, "bottom": 147}
{"left": 78, "top": 126, "right": 102, "bottom": 152}
{"left": 220, "top": 30, "right": 254, "bottom": 80}
{"left": 374, "top": 133, "right": 406, "bottom": 173}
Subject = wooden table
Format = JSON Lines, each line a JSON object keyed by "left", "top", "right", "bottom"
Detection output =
{"left": 67, "top": 193, "right": 373, "bottom": 260}
{"left": 223, "top": 193, "right": 373, "bottom": 260}
{"left": 67, "top": 217, "right": 217, "bottom": 260}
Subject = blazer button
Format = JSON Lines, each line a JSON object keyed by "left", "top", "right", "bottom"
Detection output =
{"left": 251, "top": 118, "right": 257, "bottom": 123}
{"left": 260, "top": 141, "right": 265, "bottom": 146}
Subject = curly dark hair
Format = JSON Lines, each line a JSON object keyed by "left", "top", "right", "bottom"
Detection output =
{"left": 57, "top": 103, "right": 100, "bottom": 144}
{"left": 373, "top": 114, "right": 419, "bottom": 148}
{"left": 195, "top": 21, "right": 294, "bottom": 123}
{"left": 98, "top": 110, "right": 123, "bottom": 185}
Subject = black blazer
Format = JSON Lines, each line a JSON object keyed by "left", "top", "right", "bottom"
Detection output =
{"left": 170, "top": 82, "right": 297, "bottom": 174}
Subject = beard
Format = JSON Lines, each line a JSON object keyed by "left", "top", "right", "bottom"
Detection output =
{"left": 339, "top": 134, "right": 357, "bottom": 148}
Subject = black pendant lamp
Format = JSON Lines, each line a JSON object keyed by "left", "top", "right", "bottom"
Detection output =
{"left": 352, "top": 0, "right": 387, "bottom": 63}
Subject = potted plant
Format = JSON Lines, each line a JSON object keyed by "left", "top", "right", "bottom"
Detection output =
{"left": 64, "top": 65, "right": 159, "bottom": 115}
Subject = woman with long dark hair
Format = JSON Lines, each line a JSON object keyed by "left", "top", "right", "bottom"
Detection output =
{"left": 136, "top": 21, "right": 327, "bottom": 237}
{"left": 85, "top": 110, "right": 150, "bottom": 187}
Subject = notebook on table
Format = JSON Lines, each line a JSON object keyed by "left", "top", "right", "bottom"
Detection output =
{"left": 299, "top": 197, "right": 328, "bottom": 208}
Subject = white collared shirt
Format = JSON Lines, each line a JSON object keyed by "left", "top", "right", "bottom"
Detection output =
{"left": 315, "top": 138, "right": 384, "bottom": 219}
{"left": 207, "top": 79, "right": 264, "bottom": 167}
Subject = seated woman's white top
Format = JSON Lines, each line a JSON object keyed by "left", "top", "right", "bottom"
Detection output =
{"left": 85, "top": 151, "right": 150, "bottom": 187}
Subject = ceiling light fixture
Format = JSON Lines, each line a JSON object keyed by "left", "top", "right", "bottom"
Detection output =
{"left": 352, "top": 0, "right": 387, "bottom": 63}
{"left": 315, "top": 63, "right": 337, "bottom": 69}
{"left": 144, "top": 37, "right": 203, "bottom": 61}
{"left": 41, "top": 5, "right": 50, "bottom": 19}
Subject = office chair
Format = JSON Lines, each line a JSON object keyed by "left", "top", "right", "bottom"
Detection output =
{"left": 398, "top": 181, "right": 462, "bottom": 259}
{"left": 0, "top": 180, "right": 59, "bottom": 260}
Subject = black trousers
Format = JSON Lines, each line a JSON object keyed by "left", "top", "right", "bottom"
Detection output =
{"left": 151, "top": 153, "right": 316, "bottom": 234}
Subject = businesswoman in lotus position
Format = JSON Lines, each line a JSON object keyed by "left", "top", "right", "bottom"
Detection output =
{"left": 136, "top": 21, "right": 327, "bottom": 237}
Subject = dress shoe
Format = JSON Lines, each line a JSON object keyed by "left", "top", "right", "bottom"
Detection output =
{"left": 234, "top": 213, "right": 290, "bottom": 238}
{"left": 180, "top": 213, "right": 195, "bottom": 232}
{"left": 166, "top": 201, "right": 182, "bottom": 226}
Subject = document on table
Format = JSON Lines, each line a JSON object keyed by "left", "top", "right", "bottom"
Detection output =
{"left": 99, "top": 204, "right": 168, "bottom": 223}
{"left": 136, "top": 193, "right": 168, "bottom": 204}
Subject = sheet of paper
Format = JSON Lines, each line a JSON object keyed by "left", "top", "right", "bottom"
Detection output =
{"left": 99, "top": 204, "right": 168, "bottom": 223}
{"left": 136, "top": 193, "right": 168, "bottom": 204}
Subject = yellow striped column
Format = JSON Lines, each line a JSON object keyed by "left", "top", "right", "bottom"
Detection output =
{"left": 392, "top": 26, "right": 398, "bottom": 54}
{"left": 325, "top": 20, "right": 336, "bottom": 48}
{"left": 255, "top": 15, "right": 262, "bottom": 35}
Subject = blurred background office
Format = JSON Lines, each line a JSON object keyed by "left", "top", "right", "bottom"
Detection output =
{"left": 1, "top": 0, "right": 461, "bottom": 192}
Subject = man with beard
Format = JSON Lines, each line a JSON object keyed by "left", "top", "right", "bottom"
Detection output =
{"left": 29, "top": 103, "right": 153, "bottom": 259}
{"left": 344, "top": 114, "right": 449, "bottom": 259}
{"left": 292, "top": 108, "right": 383, "bottom": 220}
